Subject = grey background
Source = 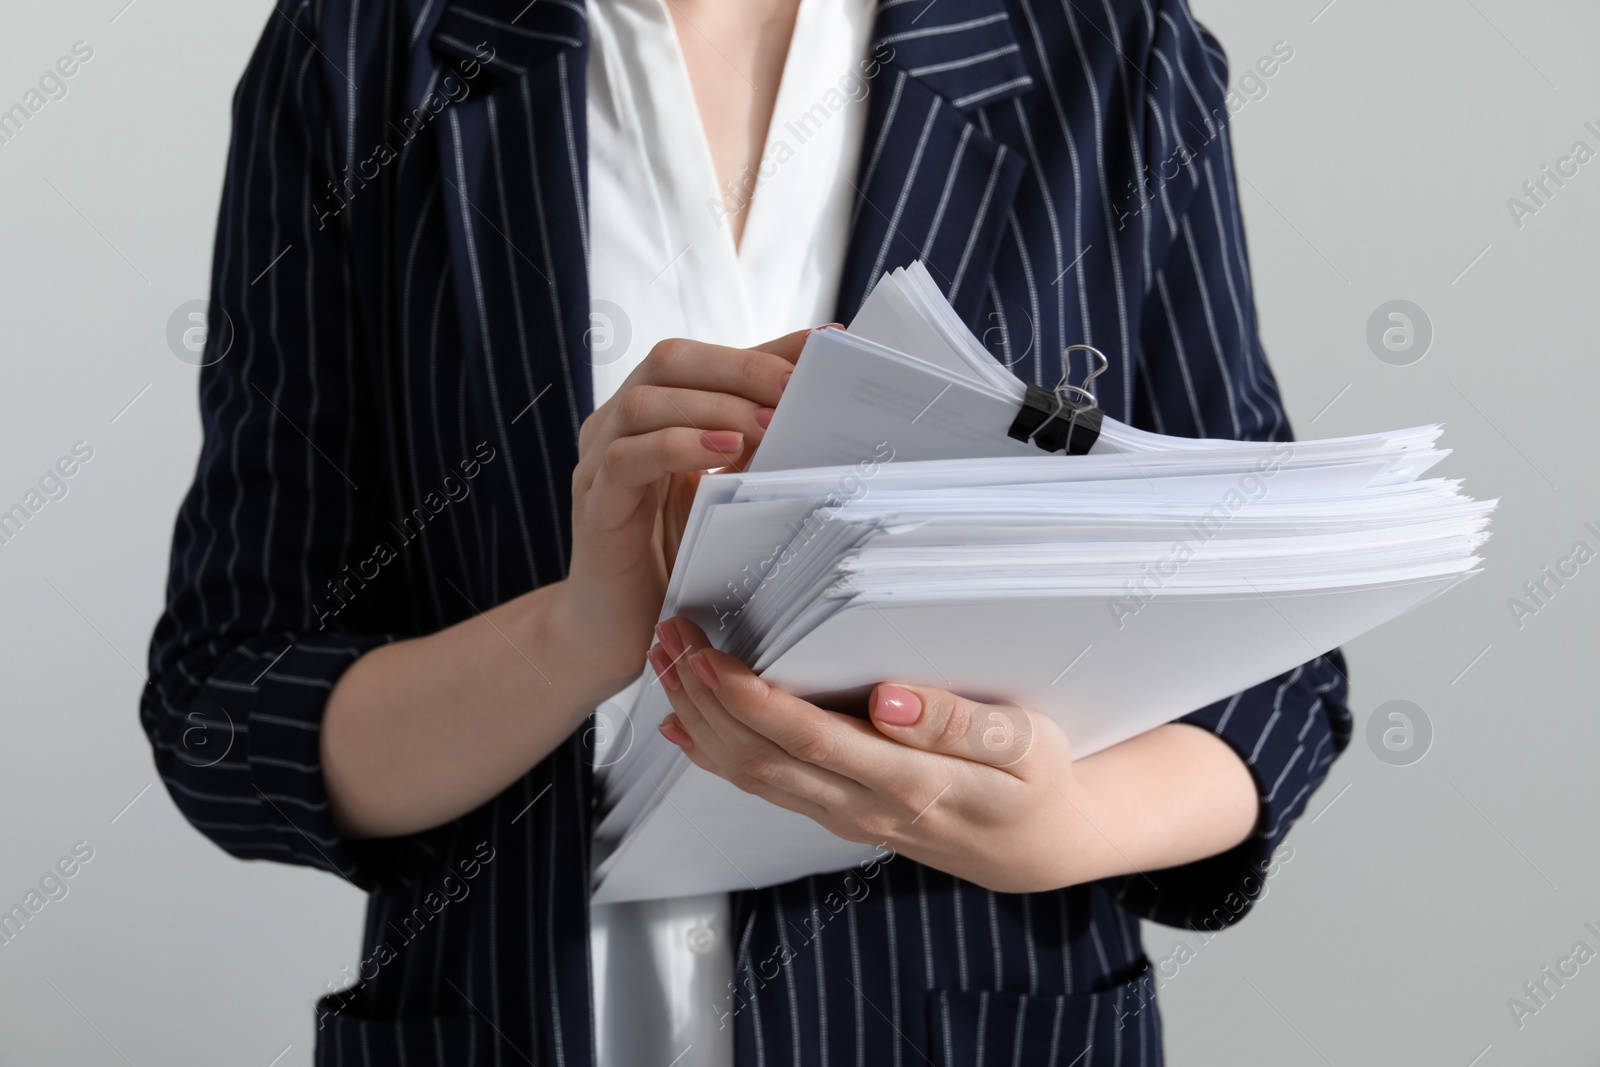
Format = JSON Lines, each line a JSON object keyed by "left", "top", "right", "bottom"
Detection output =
{"left": 0, "top": 0, "right": 1595, "bottom": 1063}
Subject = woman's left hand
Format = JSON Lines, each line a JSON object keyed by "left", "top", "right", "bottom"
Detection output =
{"left": 646, "top": 617, "right": 1123, "bottom": 895}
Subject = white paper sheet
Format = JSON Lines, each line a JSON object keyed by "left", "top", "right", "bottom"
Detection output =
{"left": 588, "top": 263, "right": 1494, "bottom": 904}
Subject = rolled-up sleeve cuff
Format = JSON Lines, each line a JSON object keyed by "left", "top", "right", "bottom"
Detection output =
{"left": 237, "top": 635, "right": 400, "bottom": 890}
{"left": 1117, "top": 650, "right": 1351, "bottom": 930}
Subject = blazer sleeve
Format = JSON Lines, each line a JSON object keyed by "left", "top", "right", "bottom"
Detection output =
{"left": 140, "top": 6, "right": 402, "bottom": 891}
{"left": 1113, "top": 1, "right": 1353, "bottom": 930}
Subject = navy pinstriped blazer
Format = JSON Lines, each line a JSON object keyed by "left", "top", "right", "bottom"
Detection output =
{"left": 142, "top": 0, "right": 1352, "bottom": 1063}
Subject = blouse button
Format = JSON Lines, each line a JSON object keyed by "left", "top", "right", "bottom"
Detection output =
{"left": 685, "top": 922, "right": 717, "bottom": 955}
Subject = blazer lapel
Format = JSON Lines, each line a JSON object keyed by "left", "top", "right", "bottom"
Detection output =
{"left": 836, "top": 0, "right": 1034, "bottom": 325}
{"left": 411, "top": 0, "right": 593, "bottom": 600}
{"left": 430, "top": 0, "right": 592, "bottom": 425}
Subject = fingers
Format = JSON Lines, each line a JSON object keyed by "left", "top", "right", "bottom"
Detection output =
{"left": 584, "top": 428, "right": 745, "bottom": 530}
{"left": 574, "top": 384, "right": 772, "bottom": 492}
{"left": 575, "top": 326, "right": 832, "bottom": 497}
{"left": 652, "top": 619, "right": 1063, "bottom": 786}
{"left": 867, "top": 684, "right": 1066, "bottom": 774}
{"left": 582, "top": 383, "right": 774, "bottom": 489}
{"left": 650, "top": 621, "right": 866, "bottom": 814}
{"left": 610, "top": 384, "right": 776, "bottom": 442}
{"left": 750, "top": 325, "right": 833, "bottom": 365}
{"left": 657, "top": 617, "right": 925, "bottom": 794}
{"left": 660, "top": 710, "right": 838, "bottom": 829}
{"left": 575, "top": 330, "right": 809, "bottom": 494}
{"left": 622, "top": 336, "right": 798, "bottom": 409}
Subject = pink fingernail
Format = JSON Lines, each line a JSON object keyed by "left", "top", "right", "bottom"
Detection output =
{"left": 688, "top": 652, "right": 720, "bottom": 691}
{"left": 655, "top": 620, "right": 685, "bottom": 660}
{"left": 659, "top": 717, "right": 692, "bottom": 751}
{"left": 755, "top": 406, "right": 776, "bottom": 429}
{"left": 779, "top": 372, "right": 792, "bottom": 392}
{"left": 873, "top": 686, "right": 921, "bottom": 726}
{"left": 648, "top": 645, "right": 681, "bottom": 691}
{"left": 700, "top": 430, "right": 744, "bottom": 455}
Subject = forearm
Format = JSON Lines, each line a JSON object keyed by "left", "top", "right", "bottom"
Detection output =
{"left": 320, "top": 581, "right": 636, "bottom": 839}
{"left": 319, "top": 334, "right": 804, "bottom": 842}
{"left": 1046, "top": 722, "right": 1258, "bottom": 889}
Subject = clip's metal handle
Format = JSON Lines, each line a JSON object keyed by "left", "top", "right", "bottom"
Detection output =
{"left": 1058, "top": 344, "right": 1108, "bottom": 452}
{"left": 1055, "top": 344, "right": 1108, "bottom": 409}
{"left": 1005, "top": 344, "right": 1109, "bottom": 456}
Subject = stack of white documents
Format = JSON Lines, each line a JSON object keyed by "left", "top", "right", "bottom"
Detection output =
{"left": 589, "top": 263, "right": 1493, "bottom": 904}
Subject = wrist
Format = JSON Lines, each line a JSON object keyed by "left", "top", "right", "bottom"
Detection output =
{"left": 536, "top": 579, "right": 647, "bottom": 709}
{"left": 1035, "top": 766, "right": 1125, "bottom": 891}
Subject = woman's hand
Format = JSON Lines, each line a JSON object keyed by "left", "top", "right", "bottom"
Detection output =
{"left": 559, "top": 329, "right": 814, "bottom": 698}
{"left": 647, "top": 617, "right": 1261, "bottom": 894}
{"left": 322, "top": 330, "right": 821, "bottom": 839}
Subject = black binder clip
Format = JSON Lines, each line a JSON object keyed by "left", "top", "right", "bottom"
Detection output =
{"left": 1006, "top": 344, "right": 1108, "bottom": 455}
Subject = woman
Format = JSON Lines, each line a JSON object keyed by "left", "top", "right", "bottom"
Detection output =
{"left": 142, "top": 0, "right": 1350, "bottom": 1062}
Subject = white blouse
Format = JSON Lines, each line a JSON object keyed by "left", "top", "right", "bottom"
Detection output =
{"left": 583, "top": 0, "right": 872, "bottom": 1061}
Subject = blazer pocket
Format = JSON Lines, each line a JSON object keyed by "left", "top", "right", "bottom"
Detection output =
{"left": 926, "top": 964, "right": 1161, "bottom": 1067}
{"left": 314, "top": 1012, "right": 489, "bottom": 1067}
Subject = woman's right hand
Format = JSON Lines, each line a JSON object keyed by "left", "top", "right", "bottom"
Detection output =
{"left": 322, "top": 327, "right": 820, "bottom": 838}
{"left": 557, "top": 328, "right": 814, "bottom": 698}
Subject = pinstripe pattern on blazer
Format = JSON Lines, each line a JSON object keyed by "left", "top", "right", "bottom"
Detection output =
{"left": 140, "top": 0, "right": 1352, "bottom": 1063}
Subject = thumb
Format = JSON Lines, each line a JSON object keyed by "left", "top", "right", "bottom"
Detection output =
{"left": 868, "top": 683, "right": 1049, "bottom": 770}
{"left": 751, "top": 323, "right": 842, "bottom": 365}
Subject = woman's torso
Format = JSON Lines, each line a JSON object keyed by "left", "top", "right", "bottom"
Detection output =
{"left": 274, "top": 0, "right": 1265, "bottom": 1060}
